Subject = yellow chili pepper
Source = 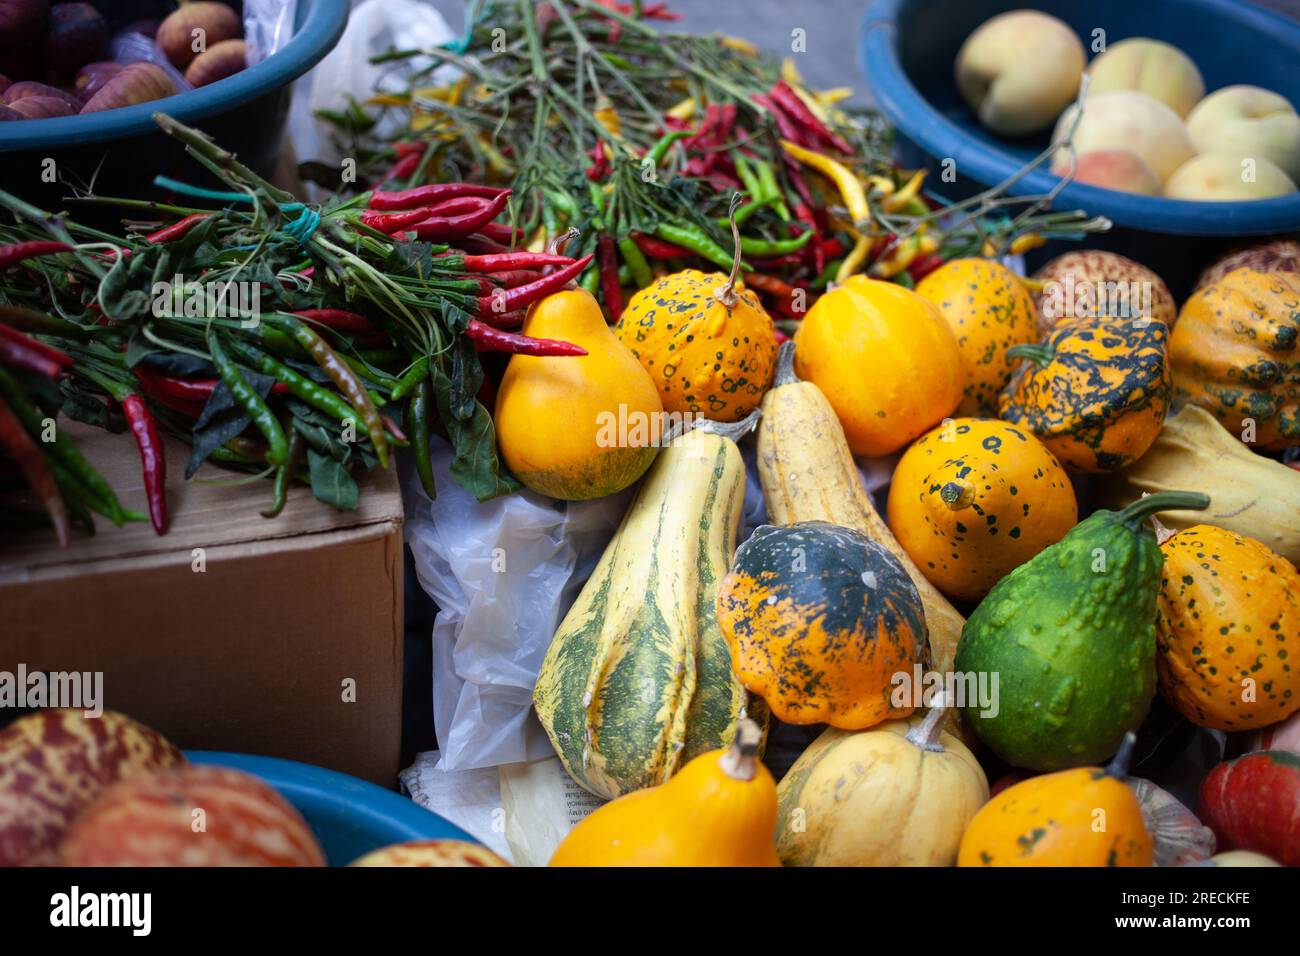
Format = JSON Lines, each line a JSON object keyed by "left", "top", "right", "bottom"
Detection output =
{"left": 1016, "top": 275, "right": 1047, "bottom": 295}
{"left": 1009, "top": 233, "right": 1046, "bottom": 255}
{"left": 721, "top": 36, "right": 759, "bottom": 56}
{"left": 866, "top": 174, "right": 896, "bottom": 197}
{"left": 476, "top": 134, "right": 513, "bottom": 176}
{"left": 526, "top": 227, "right": 547, "bottom": 254}
{"left": 781, "top": 57, "right": 802, "bottom": 85}
{"left": 594, "top": 95, "right": 622, "bottom": 139}
{"left": 815, "top": 87, "right": 853, "bottom": 108}
{"left": 780, "top": 139, "right": 871, "bottom": 229}
{"left": 836, "top": 232, "right": 874, "bottom": 283}
{"left": 665, "top": 97, "right": 696, "bottom": 121}
{"left": 882, "top": 169, "right": 927, "bottom": 213}
{"left": 870, "top": 232, "right": 937, "bottom": 279}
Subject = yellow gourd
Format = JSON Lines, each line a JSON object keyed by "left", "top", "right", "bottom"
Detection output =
{"left": 957, "top": 733, "right": 1154, "bottom": 867}
{"left": 549, "top": 719, "right": 780, "bottom": 867}
{"left": 886, "top": 417, "right": 1078, "bottom": 601}
{"left": 915, "top": 258, "right": 1040, "bottom": 415}
{"left": 776, "top": 704, "right": 988, "bottom": 866}
{"left": 495, "top": 288, "right": 663, "bottom": 500}
{"left": 793, "top": 275, "right": 964, "bottom": 457}
{"left": 616, "top": 202, "right": 778, "bottom": 422}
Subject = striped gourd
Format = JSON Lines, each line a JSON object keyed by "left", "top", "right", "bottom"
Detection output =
{"left": 756, "top": 342, "right": 965, "bottom": 677}
{"left": 533, "top": 414, "right": 762, "bottom": 800}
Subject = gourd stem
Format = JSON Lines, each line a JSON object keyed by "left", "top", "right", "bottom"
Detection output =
{"left": 690, "top": 408, "right": 761, "bottom": 443}
{"left": 939, "top": 479, "right": 974, "bottom": 512}
{"left": 713, "top": 193, "right": 744, "bottom": 310}
{"left": 1105, "top": 731, "right": 1138, "bottom": 779}
{"left": 719, "top": 718, "right": 762, "bottom": 781}
{"left": 772, "top": 340, "right": 799, "bottom": 386}
{"left": 1115, "top": 490, "right": 1210, "bottom": 531}
{"left": 1148, "top": 511, "right": 1177, "bottom": 545}
{"left": 548, "top": 226, "right": 580, "bottom": 256}
{"left": 1005, "top": 343, "right": 1055, "bottom": 368}
{"left": 904, "top": 694, "right": 948, "bottom": 753}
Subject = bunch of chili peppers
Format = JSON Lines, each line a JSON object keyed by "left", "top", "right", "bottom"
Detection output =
{"left": 0, "top": 114, "right": 594, "bottom": 544}
{"left": 325, "top": 0, "right": 1109, "bottom": 332}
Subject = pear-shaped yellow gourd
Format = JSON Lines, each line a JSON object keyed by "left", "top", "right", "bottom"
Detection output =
{"left": 495, "top": 288, "right": 663, "bottom": 500}
{"left": 616, "top": 199, "right": 778, "bottom": 422}
{"left": 549, "top": 719, "right": 781, "bottom": 867}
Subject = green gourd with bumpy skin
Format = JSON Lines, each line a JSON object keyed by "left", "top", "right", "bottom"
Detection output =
{"left": 955, "top": 491, "right": 1209, "bottom": 771}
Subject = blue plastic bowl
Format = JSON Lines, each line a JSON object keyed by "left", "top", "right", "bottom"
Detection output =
{"left": 188, "top": 751, "right": 477, "bottom": 867}
{"left": 861, "top": 0, "right": 1300, "bottom": 292}
{"left": 0, "top": 0, "right": 348, "bottom": 208}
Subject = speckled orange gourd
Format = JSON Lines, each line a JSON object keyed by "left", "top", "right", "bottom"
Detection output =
{"left": 957, "top": 739, "right": 1154, "bottom": 867}
{"left": 716, "top": 521, "right": 926, "bottom": 730}
{"left": 616, "top": 270, "right": 778, "bottom": 422}
{"left": 886, "top": 418, "right": 1077, "bottom": 601}
{"left": 1155, "top": 524, "right": 1300, "bottom": 731}
{"left": 1170, "top": 268, "right": 1300, "bottom": 450}
{"left": 999, "top": 316, "right": 1171, "bottom": 472}
{"left": 915, "top": 258, "right": 1041, "bottom": 415}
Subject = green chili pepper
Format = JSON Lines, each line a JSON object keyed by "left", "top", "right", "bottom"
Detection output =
{"left": 733, "top": 153, "right": 765, "bottom": 204}
{"left": 546, "top": 189, "right": 579, "bottom": 220}
{"left": 812, "top": 258, "right": 843, "bottom": 291}
{"left": 618, "top": 237, "right": 653, "bottom": 288}
{"left": 390, "top": 357, "right": 431, "bottom": 401}
{"left": 755, "top": 160, "right": 791, "bottom": 220}
{"left": 654, "top": 222, "right": 746, "bottom": 272}
{"left": 409, "top": 379, "right": 437, "bottom": 499}
{"left": 645, "top": 129, "right": 689, "bottom": 170}
{"left": 0, "top": 365, "right": 128, "bottom": 525}
{"left": 227, "top": 341, "right": 365, "bottom": 435}
{"left": 739, "top": 230, "right": 813, "bottom": 257}
{"left": 206, "top": 330, "right": 289, "bottom": 467}
{"left": 261, "top": 421, "right": 301, "bottom": 519}
{"left": 265, "top": 316, "right": 389, "bottom": 469}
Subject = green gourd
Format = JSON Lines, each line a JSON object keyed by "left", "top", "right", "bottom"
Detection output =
{"left": 955, "top": 491, "right": 1209, "bottom": 771}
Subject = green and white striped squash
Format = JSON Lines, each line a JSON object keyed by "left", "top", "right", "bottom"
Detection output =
{"left": 532, "top": 414, "right": 765, "bottom": 800}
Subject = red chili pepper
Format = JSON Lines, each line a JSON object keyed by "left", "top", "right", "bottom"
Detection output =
{"left": 0, "top": 393, "right": 68, "bottom": 546}
{"left": 751, "top": 92, "right": 811, "bottom": 148}
{"left": 292, "top": 308, "right": 376, "bottom": 335}
{"left": 745, "top": 272, "right": 803, "bottom": 318}
{"left": 474, "top": 253, "right": 595, "bottom": 315}
{"left": 359, "top": 207, "right": 439, "bottom": 235}
{"left": 121, "top": 394, "right": 166, "bottom": 535}
{"left": 456, "top": 234, "right": 512, "bottom": 255}
{"left": 0, "top": 322, "right": 74, "bottom": 369}
{"left": 477, "top": 221, "right": 524, "bottom": 244}
{"left": 632, "top": 233, "right": 691, "bottom": 260}
{"left": 134, "top": 365, "right": 289, "bottom": 403}
{"left": 0, "top": 240, "right": 73, "bottom": 269}
{"left": 484, "top": 269, "right": 545, "bottom": 289}
{"left": 411, "top": 191, "right": 511, "bottom": 242}
{"left": 770, "top": 81, "right": 853, "bottom": 154}
{"left": 424, "top": 196, "right": 496, "bottom": 218}
{"left": 465, "top": 320, "right": 586, "bottom": 356}
{"left": 0, "top": 335, "right": 65, "bottom": 379}
{"left": 145, "top": 213, "right": 210, "bottom": 244}
{"left": 746, "top": 252, "right": 805, "bottom": 271}
{"left": 774, "top": 327, "right": 791, "bottom": 345}
{"left": 598, "top": 235, "right": 624, "bottom": 321}
{"left": 784, "top": 161, "right": 819, "bottom": 211}
{"left": 369, "top": 182, "right": 506, "bottom": 211}
{"left": 461, "top": 252, "right": 574, "bottom": 273}
{"left": 475, "top": 307, "right": 529, "bottom": 330}
{"left": 382, "top": 414, "right": 407, "bottom": 443}
{"left": 393, "top": 141, "right": 427, "bottom": 158}
{"left": 586, "top": 139, "right": 611, "bottom": 181}
{"left": 382, "top": 152, "right": 423, "bottom": 183}
{"left": 907, "top": 253, "right": 946, "bottom": 284}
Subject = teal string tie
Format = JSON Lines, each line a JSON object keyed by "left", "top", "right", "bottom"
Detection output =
{"left": 152, "top": 176, "right": 254, "bottom": 204}
{"left": 280, "top": 204, "right": 320, "bottom": 246}
{"left": 441, "top": 0, "right": 483, "bottom": 54}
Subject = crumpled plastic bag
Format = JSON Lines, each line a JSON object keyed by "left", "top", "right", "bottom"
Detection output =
{"left": 287, "top": 0, "right": 457, "bottom": 188}
{"left": 403, "top": 439, "right": 632, "bottom": 771}
{"left": 244, "top": 0, "right": 299, "bottom": 66}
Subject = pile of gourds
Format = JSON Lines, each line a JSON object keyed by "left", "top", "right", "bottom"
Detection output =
{"left": 491, "top": 230, "right": 1300, "bottom": 867}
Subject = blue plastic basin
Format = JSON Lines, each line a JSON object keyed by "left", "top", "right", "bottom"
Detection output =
{"left": 188, "top": 751, "right": 477, "bottom": 867}
{"left": 861, "top": 0, "right": 1300, "bottom": 237}
{"left": 0, "top": 0, "right": 348, "bottom": 208}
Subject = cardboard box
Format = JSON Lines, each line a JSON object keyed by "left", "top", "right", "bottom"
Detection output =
{"left": 0, "top": 423, "right": 405, "bottom": 786}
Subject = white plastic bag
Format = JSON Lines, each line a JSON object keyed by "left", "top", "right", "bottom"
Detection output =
{"left": 403, "top": 440, "right": 632, "bottom": 771}
{"left": 243, "top": 0, "right": 299, "bottom": 66}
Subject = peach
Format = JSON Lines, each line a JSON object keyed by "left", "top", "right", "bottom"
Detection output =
{"left": 1053, "top": 148, "right": 1161, "bottom": 195}
{"left": 1052, "top": 90, "right": 1195, "bottom": 182}
{"left": 1185, "top": 85, "right": 1300, "bottom": 182}
{"left": 1163, "top": 153, "right": 1297, "bottom": 201}
{"left": 1085, "top": 38, "right": 1204, "bottom": 118}
{"left": 955, "top": 10, "right": 1085, "bottom": 136}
